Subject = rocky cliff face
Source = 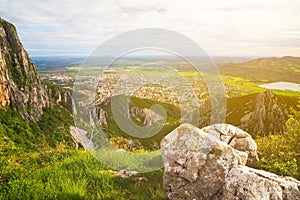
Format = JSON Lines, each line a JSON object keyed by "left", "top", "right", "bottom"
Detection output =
{"left": 96, "top": 97, "right": 165, "bottom": 128}
{"left": 240, "top": 90, "right": 290, "bottom": 134}
{"left": 226, "top": 90, "right": 296, "bottom": 135}
{"left": 0, "top": 18, "right": 50, "bottom": 121}
{"left": 46, "top": 83, "right": 73, "bottom": 113}
{"left": 0, "top": 19, "right": 73, "bottom": 121}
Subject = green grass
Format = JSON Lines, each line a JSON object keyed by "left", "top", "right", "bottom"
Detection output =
{"left": 222, "top": 75, "right": 300, "bottom": 97}
{"left": 0, "top": 141, "right": 165, "bottom": 200}
{"left": 92, "top": 148, "right": 163, "bottom": 172}
{"left": 0, "top": 105, "right": 165, "bottom": 199}
{"left": 66, "top": 66, "right": 82, "bottom": 71}
{"left": 178, "top": 71, "right": 200, "bottom": 77}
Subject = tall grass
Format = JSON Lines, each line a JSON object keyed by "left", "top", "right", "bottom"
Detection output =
{"left": 0, "top": 143, "right": 165, "bottom": 200}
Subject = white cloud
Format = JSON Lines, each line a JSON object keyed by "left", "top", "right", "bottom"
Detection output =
{"left": 0, "top": 0, "right": 299, "bottom": 57}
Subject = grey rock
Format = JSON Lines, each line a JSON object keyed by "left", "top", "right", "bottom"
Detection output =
{"left": 161, "top": 123, "right": 300, "bottom": 200}
{"left": 201, "top": 123, "right": 259, "bottom": 168}
{"left": 0, "top": 19, "right": 73, "bottom": 121}
{"left": 223, "top": 166, "right": 300, "bottom": 200}
{"left": 0, "top": 19, "right": 49, "bottom": 121}
{"left": 240, "top": 90, "right": 290, "bottom": 134}
{"left": 118, "top": 169, "right": 138, "bottom": 178}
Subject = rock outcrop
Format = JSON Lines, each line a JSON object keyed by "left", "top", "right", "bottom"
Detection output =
{"left": 240, "top": 90, "right": 290, "bottom": 134}
{"left": 161, "top": 124, "right": 300, "bottom": 200}
{"left": 0, "top": 18, "right": 49, "bottom": 121}
{"left": 201, "top": 124, "right": 259, "bottom": 168}
{"left": 46, "top": 83, "right": 73, "bottom": 112}
{"left": 201, "top": 90, "right": 296, "bottom": 136}
{"left": 0, "top": 19, "right": 73, "bottom": 121}
{"left": 223, "top": 166, "right": 300, "bottom": 200}
{"left": 96, "top": 96, "right": 165, "bottom": 128}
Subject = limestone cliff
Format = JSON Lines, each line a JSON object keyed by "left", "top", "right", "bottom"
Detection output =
{"left": 46, "top": 83, "right": 73, "bottom": 113}
{"left": 226, "top": 90, "right": 297, "bottom": 135}
{"left": 0, "top": 18, "right": 72, "bottom": 121}
{"left": 240, "top": 90, "right": 289, "bottom": 133}
{"left": 0, "top": 18, "right": 51, "bottom": 121}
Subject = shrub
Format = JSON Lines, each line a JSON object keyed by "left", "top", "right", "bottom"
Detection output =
{"left": 256, "top": 101, "right": 300, "bottom": 179}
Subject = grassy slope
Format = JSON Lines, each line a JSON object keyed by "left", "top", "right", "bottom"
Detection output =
{"left": 0, "top": 108, "right": 165, "bottom": 199}
{"left": 219, "top": 56, "right": 300, "bottom": 84}
{"left": 0, "top": 144, "right": 164, "bottom": 199}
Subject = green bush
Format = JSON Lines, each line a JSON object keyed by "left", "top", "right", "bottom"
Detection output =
{"left": 0, "top": 108, "right": 38, "bottom": 149}
{"left": 256, "top": 101, "right": 300, "bottom": 179}
{"left": 0, "top": 105, "right": 73, "bottom": 149}
{"left": 37, "top": 106, "right": 74, "bottom": 147}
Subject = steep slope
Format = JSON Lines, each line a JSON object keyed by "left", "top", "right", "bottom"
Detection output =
{"left": 0, "top": 18, "right": 50, "bottom": 121}
{"left": 226, "top": 90, "right": 298, "bottom": 135}
{"left": 0, "top": 18, "right": 75, "bottom": 148}
{"left": 97, "top": 95, "right": 181, "bottom": 149}
{"left": 219, "top": 56, "right": 300, "bottom": 83}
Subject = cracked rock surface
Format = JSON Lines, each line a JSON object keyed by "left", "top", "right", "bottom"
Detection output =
{"left": 161, "top": 123, "right": 300, "bottom": 200}
{"left": 201, "top": 123, "right": 259, "bottom": 168}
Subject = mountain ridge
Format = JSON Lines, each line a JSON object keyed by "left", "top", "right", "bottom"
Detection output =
{"left": 0, "top": 18, "right": 72, "bottom": 121}
{"left": 219, "top": 56, "right": 300, "bottom": 83}
{"left": 226, "top": 90, "right": 298, "bottom": 135}
{"left": 0, "top": 18, "right": 50, "bottom": 121}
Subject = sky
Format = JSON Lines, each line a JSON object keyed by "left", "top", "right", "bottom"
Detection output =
{"left": 0, "top": 0, "right": 300, "bottom": 57}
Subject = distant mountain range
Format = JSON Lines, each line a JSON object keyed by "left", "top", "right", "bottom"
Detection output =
{"left": 219, "top": 56, "right": 300, "bottom": 83}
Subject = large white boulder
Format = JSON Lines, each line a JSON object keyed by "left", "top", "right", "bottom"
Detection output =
{"left": 161, "top": 124, "right": 300, "bottom": 200}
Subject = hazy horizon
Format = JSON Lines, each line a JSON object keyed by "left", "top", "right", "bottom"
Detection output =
{"left": 1, "top": 0, "right": 300, "bottom": 57}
